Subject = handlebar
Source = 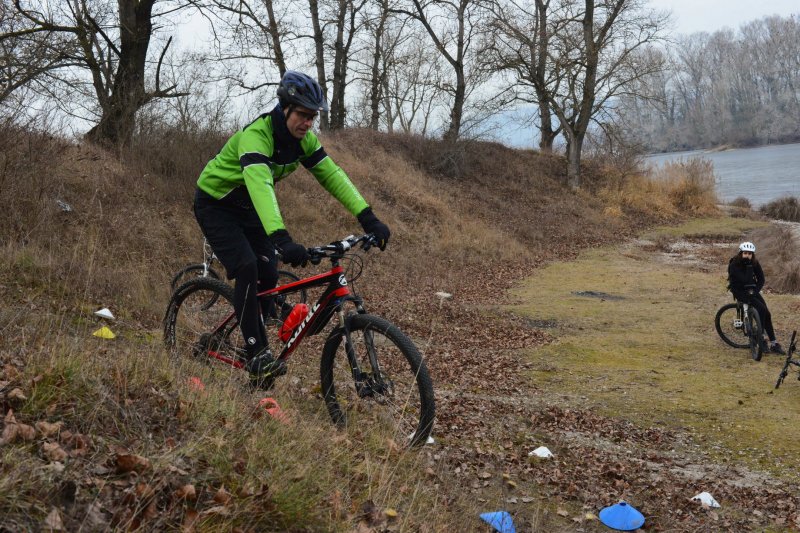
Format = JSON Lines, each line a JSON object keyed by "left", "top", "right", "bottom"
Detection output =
{"left": 307, "top": 234, "right": 377, "bottom": 265}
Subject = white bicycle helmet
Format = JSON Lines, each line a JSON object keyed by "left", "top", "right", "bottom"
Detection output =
{"left": 739, "top": 241, "right": 756, "bottom": 253}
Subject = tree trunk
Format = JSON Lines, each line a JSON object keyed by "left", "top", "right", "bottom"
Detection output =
{"left": 309, "top": 0, "right": 330, "bottom": 129}
{"left": 443, "top": 68, "right": 465, "bottom": 141}
{"left": 382, "top": 76, "right": 394, "bottom": 133}
{"left": 538, "top": 100, "right": 557, "bottom": 151}
{"left": 329, "top": 0, "right": 348, "bottom": 130}
{"left": 85, "top": 0, "right": 155, "bottom": 146}
{"left": 566, "top": 136, "right": 582, "bottom": 188}
{"left": 369, "top": 1, "right": 389, "bottom": 130}
{"left": 264, "top": 0, "right": 287, "bottom": 75}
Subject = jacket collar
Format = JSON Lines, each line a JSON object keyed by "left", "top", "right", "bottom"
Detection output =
{"left": 270, "top": 104, "right": 297, "bottom": 147}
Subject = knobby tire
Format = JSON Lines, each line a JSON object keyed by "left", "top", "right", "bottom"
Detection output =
{"left": 320, "top": 313, "right": 435, "bottom": 447}
{"left": 748, "top": 308, "right": 764, "bottom": 361}
{"left": 163, "top": 277, "right": 240, "bottom": 367}
{"left": 715, "top": 303, "right": 749, "bottom": 349}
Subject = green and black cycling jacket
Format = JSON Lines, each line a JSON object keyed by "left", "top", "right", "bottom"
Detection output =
{"left": 197, "top": 105, "right": 368, "bottom": 235}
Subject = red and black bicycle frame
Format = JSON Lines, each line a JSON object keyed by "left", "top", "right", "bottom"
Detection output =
{"left": 206, "top": 263, "right": 358, "bottom": 368}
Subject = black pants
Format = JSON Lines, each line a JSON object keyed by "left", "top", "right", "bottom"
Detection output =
{"left": 737, "top": 291, "right": 776, "bottom": 341}
{"left": 193, "top": 189, "right": 279, "bottom": 358}
{"left": 749, "top": 293, "right": 776, "bottom": 342}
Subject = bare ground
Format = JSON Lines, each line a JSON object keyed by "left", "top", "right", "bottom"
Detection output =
{"left": 419, "top": 221, "right": 800, "bottom": 532}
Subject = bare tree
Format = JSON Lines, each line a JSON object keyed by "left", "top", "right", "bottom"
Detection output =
{"left": 306, "top": 0, "right": 369, "bottom": 130}
{"left": 547, "top": 0, "right": 667, "bottom": 186}
{"left": 380, "top": 23, "right": 446, "bottom": 134}
{"left": 201, "top": 0, "right": 292, "bottom": 78}
{"left": 366, "top": 0, "right": 391, "bottom": 129}
{"left": 618, "top": 14, "right": 800, "bottom": 152}
{"left": 483, "top": 0, "right": 568, "bottom": 150}
{"left": 392, "top": 0, "right": 487, "bottom": 140}
{"left": 1, "top": 0, "right": 189, "bottom": 146}
{"left": 346, "top": 0, "right": 418, "bottom": 130}
{"left": 329, "top": 0, "right": 369, "bottom": 129}
{"left": 0, "top": 0, "right": 80, "bottom": 106}
{"left": 308, "top": 0, "right": 330, "bottom": 128}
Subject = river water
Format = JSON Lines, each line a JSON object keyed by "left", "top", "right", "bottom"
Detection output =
{"left": 646, "top": 142, "right": 800, "bottom": 207}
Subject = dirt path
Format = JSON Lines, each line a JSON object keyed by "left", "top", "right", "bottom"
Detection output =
{"left": 427, "top": 216, "right": 800, "bottom": 532}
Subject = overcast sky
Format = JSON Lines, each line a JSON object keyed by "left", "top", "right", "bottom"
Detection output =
{"left": 650, "top": 0, "right": 798, "bottom": 35}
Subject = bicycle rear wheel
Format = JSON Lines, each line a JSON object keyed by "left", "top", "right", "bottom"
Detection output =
{"left": 170, "top": 264, "right": 223, "bottom": 310}
{"left": 320, "top": 313, "right": 435, "bottom": 447}
{"left": 715, "top": 303, "right": 749, "bottom": 349}
{"left": 747, "top": 308, "right": 764, "bottom": 361}
{"left": 163, "top": 277, "right": 243, "bottom": 370}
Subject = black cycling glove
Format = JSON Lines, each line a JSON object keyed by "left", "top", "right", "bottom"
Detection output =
{"left": 269, "top": 229, "right": 309, "bottom": 267}
{"left": 357, "top": 207, "right": 391, "bottom": 250}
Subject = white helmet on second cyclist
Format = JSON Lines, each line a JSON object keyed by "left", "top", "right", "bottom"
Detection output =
{"left": 739, "top": 241, "right": 756, "bottom": 253}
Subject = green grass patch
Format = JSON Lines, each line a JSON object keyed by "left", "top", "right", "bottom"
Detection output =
{"left": 509, "top": 218, "right": 800, "bottom": 477}
{"left": 641, "top": 216, "right": 768, "bottom": 240}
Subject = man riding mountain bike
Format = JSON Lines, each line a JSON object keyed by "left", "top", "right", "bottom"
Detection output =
{"left": 192, "top": 71, "right": 391, "bottom": 388}
{"left": 728, "top": 241, "right": 785, "bottom": 355}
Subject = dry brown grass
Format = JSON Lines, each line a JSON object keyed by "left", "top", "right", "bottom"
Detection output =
{"left": 597, "top": 158, "right": 719, "bottom": 219}
{"left": 748, "top": 224, "right": 800, "bottom": 293}
{"left": 0, "top": 123, "right": 717, "bottom": 531}
{"left": 760, "top": 196, "right": 800, "bottom": 222}
{"left": 729, "top": 196, "right": 752, "bottom": 209}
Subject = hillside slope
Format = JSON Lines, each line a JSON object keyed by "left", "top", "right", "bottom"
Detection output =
{"left": 0, "top": 125, "right": 710, "bottom": 531}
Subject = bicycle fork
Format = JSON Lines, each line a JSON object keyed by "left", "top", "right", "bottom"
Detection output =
{"left": 736, "top": 304, "right": 747, "bottom": 331}
{"left": 337, "top": 308, "right": 389, "bottom": 399}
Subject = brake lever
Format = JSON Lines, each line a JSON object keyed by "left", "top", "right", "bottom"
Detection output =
{"left": 307, "top": 248, "right": 323, "bottom": 265}
{"left": 360, "top": 234, "right": 376, "bottom": 251}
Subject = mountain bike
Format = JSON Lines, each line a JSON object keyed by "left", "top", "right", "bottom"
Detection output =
{"left": 775, "top": 331, "right": 798, "bottom": 389}
{"left": 163, "top": 234, "right": 435, "bottom": 447}
{"left": 170, "top": 237, "right": 307, "bottom": 313}
{"left": 714, "top": 285, "right": 764, "bottom": 361}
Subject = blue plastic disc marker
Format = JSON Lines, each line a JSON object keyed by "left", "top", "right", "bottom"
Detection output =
{"left": 598, "top": 501, "right": 645, "bottom": 531}
{"left": 479, "top": 511, "right": 517, "bottom": 533}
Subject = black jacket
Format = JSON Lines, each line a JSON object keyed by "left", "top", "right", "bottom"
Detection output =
{"left": 728, "top": 257, "right": 764, "bottom": 301}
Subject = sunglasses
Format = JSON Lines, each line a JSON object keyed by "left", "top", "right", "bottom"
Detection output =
{"left": 295, "top": 110, "right": 318, "bottom": 123}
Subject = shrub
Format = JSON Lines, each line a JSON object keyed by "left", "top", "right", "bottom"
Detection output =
{"left": 748, "top": 225, "right": 800, "bottom": 293}
{"left": 660, "top": 159, "right": 718, "bottom": 214}
{"left": 597, "top": 157, "right": 719, "bottom": 219}
{"left": 729, "top": 197, "right": 752, "bottom": 209}
{"left": 760, "top": 196, "right": 800, "bottom": 222}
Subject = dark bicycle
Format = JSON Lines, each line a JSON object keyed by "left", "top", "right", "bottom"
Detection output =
{"left": 775, "top": 331, "right": 799, "bottom": 389}
{"left": 163, "top": 234, "right": 435, "bottom": 447}
{"left": 714, "top": 285, "right": 764, "bottom": 361}
{"left": 170, "top": 237, "right": 307, "bottom": 313}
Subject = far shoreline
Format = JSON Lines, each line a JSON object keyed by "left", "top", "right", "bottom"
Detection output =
{"left": 646, "top": 140, "right": 800, "bottom": 158}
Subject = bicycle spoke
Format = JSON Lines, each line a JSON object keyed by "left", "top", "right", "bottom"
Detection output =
{"left": 322, "top": 314, "right": 434, "bottom": 448}
{"left": 715, "top": 304, "right": 749, "bottom": 349}
{"left": 166, "top": 279, "right": 245, "bottom": 381}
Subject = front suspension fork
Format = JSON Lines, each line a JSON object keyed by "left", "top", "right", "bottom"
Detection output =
{"left": 336, "top": 302, "right": 385, "bottom": 398}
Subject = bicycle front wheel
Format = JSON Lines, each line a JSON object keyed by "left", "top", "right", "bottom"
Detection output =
{"left": 320, "top": 314, "right": 435, "bottom": 447}
{"left": 715, "top": 303, "right": 748, "bottom": 349}
{"left": 748, "top": 308, "right": 764, "bottom": 361}
{"left": 163, "top": 277, "right": 243, "bottom": 369}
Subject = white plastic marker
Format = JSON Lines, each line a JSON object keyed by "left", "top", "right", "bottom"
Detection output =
{"left": 528, "top": 446, "right": 553, "bottom": 458}
{"left": 691, "top": 491, "right": 720, "bottom": 508}
{"left": 94, "top": 308, "right": 115, "bottom": 320}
